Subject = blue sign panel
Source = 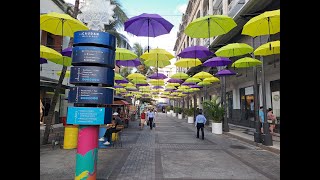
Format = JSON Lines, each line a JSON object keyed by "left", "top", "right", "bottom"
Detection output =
{"left": 70, "top": 66, "right": 114, "bottom": 86}
{"left": 68, "top": 86, "right": 114, "bottom": 105}
{"left": 67, "top": 107, "right": 105, "bottom": 125}
{"left": 73, "top": 30, "right": 116, "bottom": 50}
{"left": 72, "top": 46, "right": 115, "bottom": 68}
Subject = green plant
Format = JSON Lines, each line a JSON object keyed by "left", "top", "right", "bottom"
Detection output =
{"left": 203, "top": 96, "right": 225, "bottom": 123}
{"left": 173, "top": 107, "right": 179, "bottom": 113}
{"left": 177, "top": 107, "right": 182, "bottom": 114}
{"left": 184, "top": 108, "right": 194, "bottom": 116}
{"left": 166, "top": 106, "right": 171, "bottom": 111}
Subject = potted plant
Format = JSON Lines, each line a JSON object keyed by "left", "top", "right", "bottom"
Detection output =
{"left": 177, "top": 107, "right": 183, "bottom": 119}
{"left": 185, "top": 108, "right": 194, "bottom": 123}
{"left": 169, "top": 106, "right": 174, "bottom": 114}
{"left": 173, "top": 107, "right": 179, "bottom": 117}
{"left": 166, "top": 106, "right": 171, "bottom": 115}
{"left": 203, "top": 96, "right": 225, "bottom": 134}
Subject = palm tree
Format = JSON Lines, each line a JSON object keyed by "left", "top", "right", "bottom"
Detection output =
{"left": 132, "top": 43, "right": 154, "bottom": 76}
{"left": 42, "top": 0, "right": 130, "bottom": 145}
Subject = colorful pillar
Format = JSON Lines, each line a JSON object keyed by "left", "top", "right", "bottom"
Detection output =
{"left": 67, "top": 31, "right": 116, "bottom": 180}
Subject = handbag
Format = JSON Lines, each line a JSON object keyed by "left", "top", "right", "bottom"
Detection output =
{"left": 144, "top": 121, "right": 147, "bottom": 125}
{"left": 153, "top": 122, "right": 156, "bottom": 128}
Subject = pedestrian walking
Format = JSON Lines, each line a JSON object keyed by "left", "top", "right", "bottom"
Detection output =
{"left": 147, "top": 108, "right": 155, "bottom": 130}
{"left": 140, "top": 109, "right": 146, "bottom": 130}
{"left": 195, "top": 109, "right": 206, "bottom": 140}
{"left": 259, "top": 106, "right": 265, "bottom": 134}
{"left": 267, "top": 108, "right": 277, "bottom": 135}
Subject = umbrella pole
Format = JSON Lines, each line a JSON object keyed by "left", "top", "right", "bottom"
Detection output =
{"left": 148, "top": 19, "right": 150, "bottom": 53}
{"left": 207, "top": 18, "right": 210, "bottom": 48}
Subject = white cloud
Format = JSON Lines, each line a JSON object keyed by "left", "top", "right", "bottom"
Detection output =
{"left": 177, "top": 4, "right": 187, "bottom": 14}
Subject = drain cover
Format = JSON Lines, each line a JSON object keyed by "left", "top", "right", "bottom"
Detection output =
{"left": 230, "top": 145, "right": 247, "bottom": 149}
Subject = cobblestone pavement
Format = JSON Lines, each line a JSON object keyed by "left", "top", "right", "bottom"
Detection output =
{"left": 40, "top": 113, "right": 280, "bottom": 180}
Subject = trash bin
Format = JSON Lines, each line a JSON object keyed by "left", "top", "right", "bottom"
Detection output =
{"left": 63, "top": 125, "right": 78, "bottom": 149}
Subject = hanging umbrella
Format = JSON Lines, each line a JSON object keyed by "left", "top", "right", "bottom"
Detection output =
{"left": 242, "top": 9, "right": 280, "bottom": 38}
{"left": 167, "top": 78, "right": 184, "bottom": 83}
{"left": 189, "top": 85, "right": 203, "bottom": 89}
{"left": 178, "top": 85, "right": 190, "bottom": 89}
{"left": 165, "top": 86, "right": 177, "bottom": 90}
{"left": 115, "top": 73, "right": 125, "bottom": 80}
{"left": 115, "top": 48, "right": 138, "bottom": 60}
{"left": 232, "top": 57, "right": 262, "bottom": 77}
{"left": 115, "top": 79, "right": 129, "bottom": 84}
{"left": 40, "top": 58, "right": 48, "bottom": 64}
{"left": 136, "top": 83, "right": 149, "bottom": 87}
{"left": 127, "top": 73, "right": 146, "bottom": 80}
{"left": 140, "top": 48, "right": 174, "bottom": 71}
{"left": 178, "top": 45, "right": 213, "bottom": 58}
{"left": 124, "top": 13, "right": 174, "bottom": 52}
{"left": 61, "top": 47, "right": 72, "bottom": 57}
{"left": 203, "top": 57, "right": 232, "bottom": 67}
{"left": 197, "top": 81, "right": 212, "bottom": 86}
{"left": 215, "top": 43, "right": 253, "bottom": 57}
{"left": 254, "top": 40, "right": 280, "bottom": 68}
{"left": 116, "top": 59, "right": 141, "bottom": 67}
{"left": 144, "top": 59, "right": 171, "bottom": 68}
{"left": 182, "top": 82, "right": 196, "bottom": 86}
{"left": 185, "top": 77, "right": 201, "bottom": 83}
{"left": 153, "top": 86, "right": 164, "bottom": 89}
{"left": 184, "top": 15, "right": 237, "bottom": 45}
{"left": 57, "top": 70, "right": 70, "bottom": 77}
{"left": 40, "top": 45, "right": 71, "bottom": 66}
{"left": 193, "top": 71, "right": 213, "bottom": 79}
{"left": 190, "top": 88, "right": 200, "bottom": 92}
{"left": 175, "top": 58, "right": 202, "bottom": 68}
{"left": 114, "top": 85, "right": 124, "bottom": 88}
{"left": 167, "top": 83, "right": 181, "bottom": 87}
{"left": 131, "top": 79, "right": 148, "bottom": 84}
{"left": 215, "top": 69, "right": 237, "bottom": 76}
{"left": 203, "top": 77, "right": 220, "bottom": 83}
{"left": 147, "top": 72, "right": 167, "bottom": 79}
{"left": 170, "top": 72, "right": 189, "bottom": 79}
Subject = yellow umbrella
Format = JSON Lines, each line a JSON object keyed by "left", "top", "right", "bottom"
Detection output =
{"left": 140, "top": 48, "right": 174, "bottom": 61}
{"left": 170, "top": 72, "right": 189, "bottom": 79}
{"left": 40, "top": 45, "right": 71, "bottom": 66}
{"left": 57, "top": 70, "right": 70, "bottom": 77}
{"left": 185, "top": 77, "right": 201, "bottom": 83}
{"left": 231, "top": 57, "right": 262, "bottom": 68}
{"left": 115, "top": 48, "right": 138, "bottom": 60}
{"left": 193, "top": 71, "right": 213, "bottom": 79}
{"left": 190, "top": 88, "right": 200, "bottom": 91}
{"left": 242, "top": 9, "right": 280, "bottom": 37}
{"left": 127, "top": 73, "right": 146, "bottom": 80}
{"left": 149, "top": 79, "right": 165, "bottom": 84}
{"left": 215, "top": 43, "right": 253, "bottom": 57}
{"left": 254, "top": 40, "right": 280, "bottom": 56}
{"left": 197, "top": 81, "right": 212, "bottom": 86}
{"left": 131, "top": 79, "right": 148, "bottom": 84}
{"left": 166, "top": 83, "right": 180, "bottom": 87}
{"left": 115, "top": 73, "right": 124, "bottom": 80}
{"left": 178, "top": 85, "right": 190, "bottom": 89}
{"left": 144, "top": 59, "right": 171, "bottom": 68}
{"left": 40, "top": 12, "right": 88, "bottom": 37}
{"left": 174, "top": 58, "right": 202, "bottom": 68}
{"left": 115, "top": 88, "right": 127, "bottom": 93}
{"left": 203, "top": 77, "right": 220, "bottom": 83}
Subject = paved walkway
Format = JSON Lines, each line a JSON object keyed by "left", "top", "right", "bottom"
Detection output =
{"left": 40, "top": 113, "right": 280, "bottom": 180}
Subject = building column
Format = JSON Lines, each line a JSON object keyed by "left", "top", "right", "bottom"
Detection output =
{"left": 222, "top": 0, "right": 229, "bottom": 15}
{"left": 208, "top": 0, "right": 213, "bottom": 14}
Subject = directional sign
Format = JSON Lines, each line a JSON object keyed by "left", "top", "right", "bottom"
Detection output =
{"left": 70, "top": 66, "right": 114, "bottom": 86}
{"left": 72, "top": 46, "right": 115, "bottom": 68}
{"left": 73, "top": 30, "right": 116, "bottom": 50}
{"left": 68, "top": 86, "right": 114, "bottom": 105}
{"left": 67, "top": 107, "right": 105, "bottom": 125}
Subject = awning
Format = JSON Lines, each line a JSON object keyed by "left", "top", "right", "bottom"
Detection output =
{"left": 113, "top": 100, "right": 130, "bottom": 105}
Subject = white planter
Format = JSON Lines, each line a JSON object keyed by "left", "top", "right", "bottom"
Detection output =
{"left": 170, "top": 110, "right": 174, "bottom": 114}
{"left": 187, "top": 116, "right": 194, "bottom": 123}
{"left": 212, "top": 122, "right": 222, "bottom": 134}
{"left": 172, "top": 112, "right": 176, "bottom": 117}
{"left": 167, "top": 112, "right": 171, "bottom": 115}
{"left": 178, "top": 114, "right": 182, "bottom": 119}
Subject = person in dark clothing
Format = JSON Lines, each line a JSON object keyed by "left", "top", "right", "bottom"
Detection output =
{"left": 99, "top": 112, "right": 123, "bottom": 145}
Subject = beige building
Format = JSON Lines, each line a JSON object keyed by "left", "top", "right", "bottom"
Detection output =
{"left": 173, "top": 0, "right": 280, "bottom": 132}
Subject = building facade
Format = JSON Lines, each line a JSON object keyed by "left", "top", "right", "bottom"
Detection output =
{"left": 173, "top": 0, "right": 280, "bottom": 132}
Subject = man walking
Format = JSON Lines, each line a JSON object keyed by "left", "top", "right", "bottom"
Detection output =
{"left": 195, "top": 109, "right": 206, "bottom": 140}
{"left": 147, "top": 108, "right": 155, "bottom": 130}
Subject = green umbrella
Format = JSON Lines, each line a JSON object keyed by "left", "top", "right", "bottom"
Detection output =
{"left": 115, "top": 48, "right": 138, "bottom": 60}
{"left": 215, "top": 43, "right": 254, "bottom": 57}
{"left": 232, "top": 57, "right": 262, "bottom": 77}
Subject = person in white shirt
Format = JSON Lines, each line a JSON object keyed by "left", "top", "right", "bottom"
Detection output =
{"left": 194, "top": 109, "right": 207, "bottom": 140}
{"left": 147, "top": 109, "right": 155, "bottom": 130}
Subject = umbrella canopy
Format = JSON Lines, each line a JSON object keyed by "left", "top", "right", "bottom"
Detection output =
{"left": 149, "top": 79, "right": 165, "bottom": 84}
{"left": 115, "top": 48, "right": 138, "bottom": 60}
{"left": 177, "top": 45, "right": 213, "bottom": 59}
{"left": 131, "top": 79, "right": 148, "bottom": 84}
{"left": 115, "top": 79, "right": 129, "bottom": 84}
{"left": 61, "top": 47, "right": 72, "bottom": 57}
{"left": 254, "top": 40, "right": 280, "bottom": 56}
{"left": 40, "top": 12, "right": 88, "bottom": 37}
{"left": 153, "top": 86, "right": 164, "bottom": 89}
{"left": 193, "top": 71, "right": 213, "bottom": 79}
{"left": 203, "top": 77, "right": 220, "bottom": 83}
{"left": 115, "top": 88, "right": 127, "bottom": 93}
{"left": 190, "top": 88, "right": 200, "bottom": 91}
{"left": 167, "top": 83, "right": 180, "bottom": 87}
{"left": 40, "top": 45, "right": 71, "bottom": 66}
{"left": 140, "top": 48, "right": 174, "bottom": 61}
{"left": 57, "top": 70, "right": 70, "bottom": 77}
{"left": 144, "top": 59, "right": 171, "bottom": 68}
{"left": 115, "top": 73, "right": 124, "bottom": 80}
{"left": 116, "top": 59, "right": 141, "bottom": 67}
{"left": 185, "top": 77, "right": 201, "bottom": 83}
{"left": 242, "top": 9, "right": 280, "bottom": 37}
{"left": 203, "top": 57, "right": 232, "bottom": 67}
{"left": 148, "top": 72, "right": 168, "bottom": 79}
{"left": 178, "top": 85, "right": 190, "bottom": 89}
{"left": 127, "top": 73, "right": 146, "bottom": 80}
{"left": 182, "top": 82, "right": 196, "bottom": 86}
{"left": 215, "top": 69, "right": 237, "bottom": 76}
{"left": 40, "top": 58, "right": 48, "bottom": 64}
{"left": 136, "top": 83, "right": 149, "bottom": 87}
{"left": 197, "top": 81, "right": 212, "bottom": 86}
{"left": 231, "top": 57, "right": 262, "bottom": 68}
{"left": 175, "top": 58, "right": 202, "bottom": 68}
{"left": 215, "top": 43, "right": 253, "bottom": 57}
{"left": 184, "top": 15, "right": 237, "bottom": 46}
{"left": 167, "top": 78, "right": 184, "bottom": 83}
{"left": 189, "top": 85, "right": 203, "bottom": 89}
{"left": 170, "top": 72, "right": 189, "bottom": 79}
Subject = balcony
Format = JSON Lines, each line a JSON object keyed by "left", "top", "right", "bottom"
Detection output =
{"left": 228, "top": 0, "right": 246, "bottom": 17}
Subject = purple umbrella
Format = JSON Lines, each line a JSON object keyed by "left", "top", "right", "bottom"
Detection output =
{"left": 178, "top": 46, "right": 213, "bottom": 59}
{"left": 148, "top": 72, "right": 167, "bottom": 79}
{"left": 153, "top": 86, "right": 163, "bottom": 89}
{"left": 182, "top": 82, "right": 196, "bottom": 86}
{"left": 40, "top": 58, "right": 48, "bottom": 64}
{"left": 215, "top": 69, "right": 236, "bottom": 76}
{"left": 203, "top": 57, "right": 232, "bottom": 67}
{"left": 167, "top": 78, "right": 184, "bottom": 83}
{"left": 136, "top": 83, "right": 149, "bottom": 86}
{"left": 127, "top": 88, "right": 138, "bottom": 91}
{"left": 164, "top": 89, "right": 173, "bottom": 91}
{"left": 116, "top": 59, "right": 142, "bottom": 67}
{"left": 61, "top": 47, "right": 72, "bottom": 57}
{"left": 190, "top": 85, "right": 203, "bottom": 89}
{"left": 115, "top": 79, "right": 129, "bottom": 84}
{"left": 113, "top": 85, "right": 124, "bottom": 88}
{"left": 124, "top": 13, "right": 174, "bottom": 52}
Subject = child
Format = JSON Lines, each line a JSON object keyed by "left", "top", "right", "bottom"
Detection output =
{"left": 140, "top": 109, "right": 146, "bottom": 130}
